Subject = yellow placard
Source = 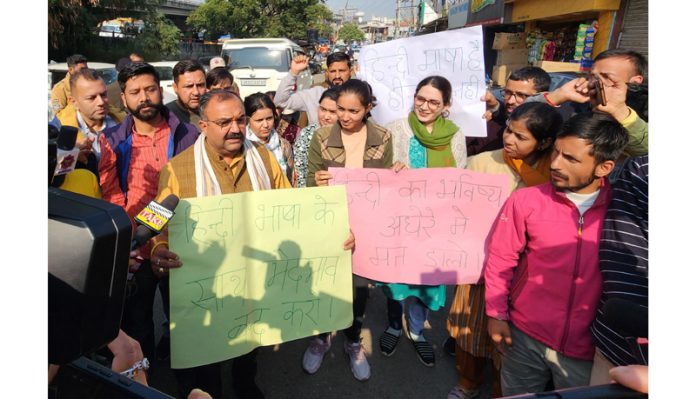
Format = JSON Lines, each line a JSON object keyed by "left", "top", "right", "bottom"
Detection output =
{"left": 167, "top": 186, "right": 353, "bottom": 369}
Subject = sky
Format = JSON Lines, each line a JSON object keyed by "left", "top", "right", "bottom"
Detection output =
{"left": 184, "top": 0, "right": 398, "bottom": 20}
{"left": 324, "top": 0, "right": 397, "bottom": 20}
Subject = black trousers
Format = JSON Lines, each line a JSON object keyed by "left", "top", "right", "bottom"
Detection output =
{"left": 121, "top": 260, "right": 158, "bottom": 360}
{"left": 173, "top": 350, "right": 259, "bottom": 399}
{"left": 319, "top": 284, "right": 370, "bottom": 343}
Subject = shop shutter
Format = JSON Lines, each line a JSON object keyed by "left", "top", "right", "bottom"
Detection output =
{"left": 617, "top": 0, "right": 648, "bottom": 60}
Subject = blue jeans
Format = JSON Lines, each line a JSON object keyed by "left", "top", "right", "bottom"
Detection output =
{"left": 386, "top": 296, "right": 429, "bottom": 335}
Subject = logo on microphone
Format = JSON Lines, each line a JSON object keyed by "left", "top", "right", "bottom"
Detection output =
{"left": 135, "top": 201, "right": 175, "bottom": 232}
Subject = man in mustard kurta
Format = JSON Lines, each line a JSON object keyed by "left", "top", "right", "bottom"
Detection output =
{"left": 150, "top": 89, "right": 289, "bottom": 399}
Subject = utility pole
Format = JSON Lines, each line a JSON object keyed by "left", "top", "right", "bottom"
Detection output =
{"left": 395, "top": 0, "right": 418, "bottom": 39}
{"left": 395, "top": 0, "right": 400, "bottom": 39}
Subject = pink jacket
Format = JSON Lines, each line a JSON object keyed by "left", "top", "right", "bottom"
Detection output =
{"left": 484, "top": 181, "right": 611, "bottom": 361}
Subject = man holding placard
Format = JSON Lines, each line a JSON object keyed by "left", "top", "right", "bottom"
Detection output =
{"left": 151, "top": 89, "right": 355, "bottom": 398}
{"left": 151, "top": 89, "right": 290, "bottom": 398}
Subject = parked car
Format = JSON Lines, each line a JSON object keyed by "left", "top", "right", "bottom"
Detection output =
{"left": 220, "top": 38, "right": 311, "bottom": 99}
{"left": 48, "top": 62, "right": 117, "bottom": 89}
{"left": 148, "top": 61, "right": 178, "bottom": 104}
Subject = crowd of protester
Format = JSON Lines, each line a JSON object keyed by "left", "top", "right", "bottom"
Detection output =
{"left": 48, "top": 46, "right": 648, "bottom": 399}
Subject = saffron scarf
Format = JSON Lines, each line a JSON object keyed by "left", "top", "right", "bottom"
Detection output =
{"left": 502, "top": 150, "right": 552, "bottom": 187}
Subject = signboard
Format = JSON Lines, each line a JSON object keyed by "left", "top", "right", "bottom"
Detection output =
{"left": 330, "top": 167, "right": 510, "bottom": 285}
{"left": 357, "top": 26, "right": 487, "bottom": 137}
{"left": 168, "top": 186, "right": 354, "bottom": 369}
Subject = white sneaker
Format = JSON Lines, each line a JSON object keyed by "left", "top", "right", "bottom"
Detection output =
{"left": 302, "top": 336, "right": 331, "bottom": 374}
{"left": 343, "top": 340, "right": 371, "bottom": 381}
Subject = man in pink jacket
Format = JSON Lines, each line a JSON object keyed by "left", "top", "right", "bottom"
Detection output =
{"left": 484, "top": 112, "right": 629, "bottom": 396}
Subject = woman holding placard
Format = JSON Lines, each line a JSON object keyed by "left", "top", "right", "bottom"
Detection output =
{"left": 447, "top": 101, "right": 562, "bottom": 399}
{"left": 380, "top": 75, "right": 467, "bottom": 368}
{"left": 304, "top": 78, "right": 394, "bottom": 381}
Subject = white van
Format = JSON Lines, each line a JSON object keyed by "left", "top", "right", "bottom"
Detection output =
{"left": 220, "top": 38, "right": 313, "bottom": 100}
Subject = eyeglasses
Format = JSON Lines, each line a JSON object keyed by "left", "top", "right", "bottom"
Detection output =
{"left": 414, "top": 95, "right": 443, "bottom": 110}
{"left": 206, "top": 116, "right": 247, "bottom": 130}
{"left": 502, "top": 89, "right": 533, "bottom": 101}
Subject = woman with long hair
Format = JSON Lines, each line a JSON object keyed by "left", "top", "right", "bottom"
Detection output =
{"left": 303, "top": 79, "right": 394, "bottom": 381}
{"left": 379, "top": 75, "right": 467, "bottom": 368}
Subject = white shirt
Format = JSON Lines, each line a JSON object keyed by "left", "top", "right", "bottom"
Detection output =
{"left": 76, "top": 111, "right": 117, "bottom": 162}
{"left": 565, "top": 189, "right": 601, "bottom": 215}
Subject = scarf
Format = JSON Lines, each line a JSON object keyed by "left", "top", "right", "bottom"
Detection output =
{"left": 246, "top": 126, "right": 288, "bottom": 176}
{"left": 407, "top": 112, "right": 459, "bottom": 168}
{"left": 502, "top": 150, "right": 552, "bottom": 187}
{"left": 193, "top": 134, "right": 271, "bottom": 197}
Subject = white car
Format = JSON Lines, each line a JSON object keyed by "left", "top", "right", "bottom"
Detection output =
{"left": 148, "top": 61, "right": 178, "bottom": 104}
{"left": 221, "top": 38, "right": 313, "bottom": 99}
{"left": 48, "top": 62, "right": 117, "bottom": 89}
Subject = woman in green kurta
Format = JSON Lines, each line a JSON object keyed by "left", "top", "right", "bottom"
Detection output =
{"left": 379, "top": 76, "right": 466, "bottom": 367}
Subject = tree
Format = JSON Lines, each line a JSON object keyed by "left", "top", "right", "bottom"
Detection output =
{"left": 138, "top": 11, "right": 182, "bottom": 58}
{"left": 48, "top": 0, "right": 182, "bottom": 61}
{"left": 306, "top": 3, "right": 334, "bottom": 39}
{"left": 187, "top": 0, "right": 332, "bottom": 41}
{"left": 48, "top": 0, "right": 159, "bottom": 52}
{"left": 186, "top": 0, "right": 240, "bottom": 41}
{"left": 338, "top": 23, "right": 365, "bottom": 43}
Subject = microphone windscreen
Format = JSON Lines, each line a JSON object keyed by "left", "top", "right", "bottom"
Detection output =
{"left": 57, "top": 126, "right": 78, "bottom": 150}
{"left": 159, "top": 194, "right": 180, "bottom": 212}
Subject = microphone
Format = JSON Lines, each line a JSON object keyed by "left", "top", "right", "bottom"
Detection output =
{"left": 131, "top": 194, "right": 180, "bottom": 251}
{"left": 53, "top": 126, "right": 80, "bottom": 177}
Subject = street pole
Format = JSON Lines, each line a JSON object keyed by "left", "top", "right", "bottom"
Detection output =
{"left": 395, "top": 0, "right": 400, "bottom": 39}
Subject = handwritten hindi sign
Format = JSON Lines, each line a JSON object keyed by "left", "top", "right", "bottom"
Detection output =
{"left": 167, "top": 186, "right": 353, "bottom": 369}
{"left": 329, "top": 167, "right": 510, "bottom": 285}
{"left": 357, "top": 26, "right": 487, "bottom": 137}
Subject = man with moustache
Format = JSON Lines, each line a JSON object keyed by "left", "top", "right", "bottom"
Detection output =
{"left": 467, "top": 67, "right": 552, "bottom": 156}
{"left": 166, "top": 59, "right": 207, "bottom": 130}
{"left": 483, "top": 112, "right": 629, "bottom": 396}
{"left": 57, "top": 68, "right": 125, "bottom": 176}
{"left": 273, "top": 52, "right": 353, "bottom": 125}
{"left": 150, "top": 89, "right": 292, "bottom": 399}
{"left": 98, "top": 62, "right": 199, "bottom": 360}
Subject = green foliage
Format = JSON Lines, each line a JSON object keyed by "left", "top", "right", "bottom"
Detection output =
{"left": 306, "top": 3, "right": 334, "bottom": 39}
{"left": 338, "top": 23, "right": 365, "bottom": 43}
{"left": 187, "top": 0, "right": 333, "bottom": 41}
{"left": 186, "top": 0, "right": 237, "bottom": 41}
{"left": 49, "top": 0, "right": 159, "bottom": 51}
{"left": 48, "top": 0, "right": 184, "bottom": 61}
{"left": 138, "top": 11, "right": 182, "bottom": 57}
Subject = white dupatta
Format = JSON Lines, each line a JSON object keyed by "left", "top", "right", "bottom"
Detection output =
{"left": 193, "top": 134, "right": 271, "bottom": 197}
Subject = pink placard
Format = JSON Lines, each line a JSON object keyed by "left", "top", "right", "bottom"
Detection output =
{"left": 329, "top": 167, "right": 511, "bottom": 285}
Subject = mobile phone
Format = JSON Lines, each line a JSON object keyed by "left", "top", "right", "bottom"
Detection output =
{"left": 588, "top": 75, "right": 607, "bottom": 106}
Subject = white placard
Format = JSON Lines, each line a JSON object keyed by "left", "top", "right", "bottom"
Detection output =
{"left": 357, "top": 26, "right": 487, "bottom": 137}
